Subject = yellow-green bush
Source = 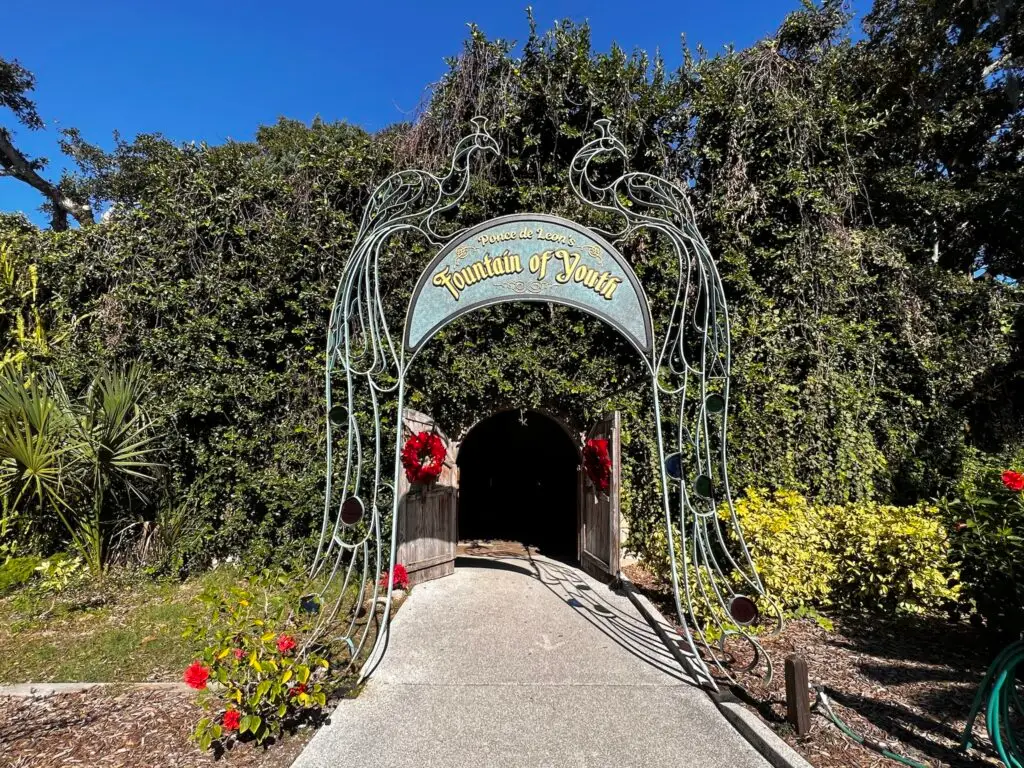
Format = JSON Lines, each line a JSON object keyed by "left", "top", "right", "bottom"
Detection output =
{"left": 728, "top": 489, "right": 958, "bottom": 614}
{"left": 829, "top": 500, "right": 958, "bottom": 613}
{"left": 730, "top": 489, "right": 835, "bottom": 609}
{"left": 638, "top": 488, "right": 959, "bottom": 619}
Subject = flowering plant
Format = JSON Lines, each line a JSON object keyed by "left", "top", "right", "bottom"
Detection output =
{"left": 946, "top": 462, "right": 1024, "bottom": 635}
{"left": 583, "top": 438, "right": 612, "bottom": 495}
{"left": 379, "top": 563, "right": 409, "bottom": 590}
{"left": 400, "top": 431, "right": 446, "bottom": 485}
{"left": 1002, "top": 470, "right": 1024, "bottom": 492}
{"left": 182, "top": 571, "right": 333, "bottom": 751}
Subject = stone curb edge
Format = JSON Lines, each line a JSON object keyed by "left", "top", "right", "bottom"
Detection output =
{"left": 0, "top": 682, "right": 192, "bottom": 698}
{"left": 712, "top": 694, "right": 814, "bottom": 768}
{"left": 616, "top": 575, "right": 813, "bottom": 768}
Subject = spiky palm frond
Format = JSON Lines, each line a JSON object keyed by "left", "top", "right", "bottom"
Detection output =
{"left": 0, "top": 363, "right": 162, "bottom": 573}
{"left": 81, "top": 366, "right": 162, "bottom": 501}
{"left": 0, "top": 368, "right": 77, "bottom": 510}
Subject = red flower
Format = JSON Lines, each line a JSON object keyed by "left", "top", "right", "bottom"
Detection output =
{"left": 290, "top": 683, "right": 308, "bottom": 697}
{"left": 1002, "top": 470, "right": 1024, "bottom": 492}
{"left": 401, "top": 431, "right": 446, "bottom": 485}
{"left": 222, "top": 709, "right": 241, "bottom": 731}
{"left": 233, "top": 648, "right": 244, "bottom": 660}
{"left": 184, "top": 662, "right": 210, "bottom": 690}
{"left": 583, "top": 438, "right": 612, "bottom": 495}
{"left": 379, "top": 563, "right": 409, "bottom": 590}
{"left": 276, "top": 635, "right": 297, "bottom": 654}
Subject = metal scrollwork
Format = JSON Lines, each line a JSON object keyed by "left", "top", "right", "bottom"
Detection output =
{"left": 309, "top": 116, "right": 777, "bottom": 690}
{"left": 570, "top": 119, "right": 781, "bottom": 688}
{"left": 306, "top": 118, "right": 499, "bottom": 675}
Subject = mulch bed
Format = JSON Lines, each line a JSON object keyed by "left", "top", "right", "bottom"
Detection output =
{"left": 623, "top": 563, "right": 1012, "bottom": 768}
{"left": 0, "top": 688, "right": 310, "bottom": 768}
{"left": 0, "top": 586, "right": 398, "bottom": 767}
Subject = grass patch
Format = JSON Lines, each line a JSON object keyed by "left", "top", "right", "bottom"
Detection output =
{"left": 0, "top": 565, "right": 396, "bottom": 685}
{"left": 0, "top": 567, "right": 240, "bottom": 684}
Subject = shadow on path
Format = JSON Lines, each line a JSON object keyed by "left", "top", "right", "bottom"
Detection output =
{"left": 455, "top": 553, "right": 692, "bottom": 684}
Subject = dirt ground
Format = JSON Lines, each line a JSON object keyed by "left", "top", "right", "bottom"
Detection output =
{"left": 0, "top": 688, "right": 310, "bottom": 768}
{"left": 623, "top": 563, "right": 1011, "bottom": 768}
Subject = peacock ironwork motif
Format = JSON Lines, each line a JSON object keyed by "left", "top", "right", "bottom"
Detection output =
{"left": 570, "top": 118, "right": 782, "bottom": 686}
{"left": 308, "top": 117, "right": 777, "bottom": 690}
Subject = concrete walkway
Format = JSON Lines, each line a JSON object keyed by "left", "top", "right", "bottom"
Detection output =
{"left": 292, "top": 554, "right": 770, "bottom": 768}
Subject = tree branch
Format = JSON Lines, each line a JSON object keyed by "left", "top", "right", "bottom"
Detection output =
{"left": 0, "top": 128, "right": 94, "bottom": 230}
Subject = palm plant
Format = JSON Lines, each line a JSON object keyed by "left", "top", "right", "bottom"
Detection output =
{"left": 0, "top": 364, "right": 161, "bottom": 573}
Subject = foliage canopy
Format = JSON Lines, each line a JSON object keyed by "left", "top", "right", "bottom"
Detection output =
{"left": 0, "top": 2, "right": 1020, "bottom": 581}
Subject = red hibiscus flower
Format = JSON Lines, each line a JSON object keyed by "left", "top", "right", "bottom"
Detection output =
{"left": 183, "top": 662, "right": 210, "bottom": 690}
{"left": 222, "top": 709, "right": 241, "bottom": 731}
{"left": 233, "top": 648, "right": 244, "bottom": 660}
{"left": 290, "top": 683, "right": 308, "bottom": 697}
{"left": 379, "top": 563, "right": 409, "bottom": 590}
{"left": 1002, "top": 470, "right": 1024, "bottom": 492}
{"left": 276, "top": 635, "right": 297, "bottom": 654}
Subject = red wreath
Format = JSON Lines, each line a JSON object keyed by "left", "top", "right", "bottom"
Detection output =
{"left": 401, "top": 431, "right": 446, "bottom": 485}
{"left": 583, "top": 437, "right": 612, "bottom": 495}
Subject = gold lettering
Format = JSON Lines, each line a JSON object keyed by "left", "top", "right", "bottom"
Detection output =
{"left": 432, "top": 249, "right": 546, "bottom": 301}
{"left": 433, "top": 268, "right": 460, "bottom": 300}
{"left": 554, "top": 249, "right": 581, "bottom": 284}
{"left": 601, "top": 277, "right": 621, "bottom": 299}
{"left": 539, "top": 250, "right": 552, "bottom": 280}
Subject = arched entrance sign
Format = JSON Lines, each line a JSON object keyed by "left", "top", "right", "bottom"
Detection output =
{"left": 306, "top": 117, "right": 780, "bottom": 692}
{"left": 405, "top": 214, "right": 653, "bottom": 356}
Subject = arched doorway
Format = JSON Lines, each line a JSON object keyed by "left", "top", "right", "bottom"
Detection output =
{"left": 457, "top": 410, "right": 578, "bottom": 560}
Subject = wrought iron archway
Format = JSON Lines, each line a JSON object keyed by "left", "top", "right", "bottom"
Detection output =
{"left": 305, "top": 117, "right": 780, "bottom": 690}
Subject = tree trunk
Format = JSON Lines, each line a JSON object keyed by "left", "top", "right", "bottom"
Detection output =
{"left": 0, "top": 129, "right": 94, "bottom": 231}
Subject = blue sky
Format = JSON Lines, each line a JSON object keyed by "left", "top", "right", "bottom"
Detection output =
{"left": 2, "top": 1, "right": 864, "bottom": 225}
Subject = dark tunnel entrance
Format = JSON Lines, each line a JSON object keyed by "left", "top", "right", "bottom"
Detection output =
{"left": 457, "top": 410, "right": 579, "bottom": 561}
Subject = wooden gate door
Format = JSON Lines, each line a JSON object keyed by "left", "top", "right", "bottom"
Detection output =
{"left": 396, "top": 409, "right": 458, "bottom": 586}
{"left": 578, "top": 411, "right": 621, "bottom": 581}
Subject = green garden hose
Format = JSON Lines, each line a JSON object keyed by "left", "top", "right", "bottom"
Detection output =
{"left": 812, "top": 640, "right": 1023, "bottom": 768}
{"left": 814, "top": 688, "right": 930, "bottom": 767}
{"left": 960, "top": 638, "right": 1024, "bottom": 768}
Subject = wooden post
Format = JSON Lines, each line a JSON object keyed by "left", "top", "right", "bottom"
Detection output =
{"left": 785, "top": 654, "right": 812, "bottom": 737}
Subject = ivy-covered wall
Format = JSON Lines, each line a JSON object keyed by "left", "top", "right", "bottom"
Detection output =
{"left": 1, "top": 4, "right": 1020, "bottom": 570}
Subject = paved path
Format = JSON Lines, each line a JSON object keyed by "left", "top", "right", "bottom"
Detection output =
{"left": 292, "top": 554, "right": 770, "bottom": 768}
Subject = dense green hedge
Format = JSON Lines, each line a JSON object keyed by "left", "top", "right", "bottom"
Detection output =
{"left": 0, "top": 5, "right": 1020, "bottom": 626}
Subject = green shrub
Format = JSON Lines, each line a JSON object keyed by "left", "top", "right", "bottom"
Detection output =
{"left": 34, "top": 554, "right": 87, "bottom": 594}
{"left": 0, "top": 555, "right": 40, "bottom": 593}
{"left": 830, "top": 501, "right": 957, "bottom": 613}
{"left": 183, "top": 570, "right": 333, "bottom": 750}
{"left": 722, "top": 489, "right": 958, "bottom": 616}
{"left": 945, "top": 460, "right": 1024, "bottom": 637}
